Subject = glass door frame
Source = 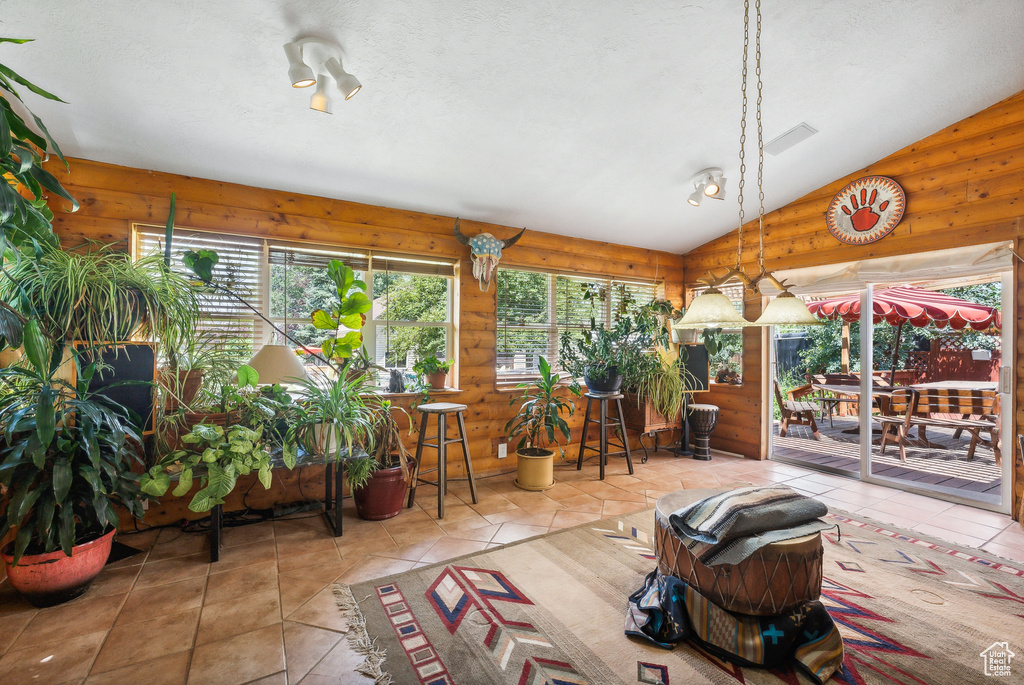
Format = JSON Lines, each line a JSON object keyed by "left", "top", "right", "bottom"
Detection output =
{"left": 768, "top": 275, "right": 1013, "bottom": 515}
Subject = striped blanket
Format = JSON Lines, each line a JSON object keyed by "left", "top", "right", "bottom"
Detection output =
{"left": 626, "top": 570, "right": 845, "bottom": 684}
{"left": 668, "top": 486, "right": 834, "bottom": 565}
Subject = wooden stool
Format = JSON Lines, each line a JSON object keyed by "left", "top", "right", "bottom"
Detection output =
{"left": 407, "top": 403, "right": 478, "bottom": 518}
{"left": 576, "top": 392, "right": 634, "bottom": 480}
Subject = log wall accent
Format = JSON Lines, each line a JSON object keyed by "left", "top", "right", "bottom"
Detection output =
{"left": 682, "top": 89, "right": 1024, "bottom": 519}
{"left": 44, "top": 158, "right": 685, "bottom": 525}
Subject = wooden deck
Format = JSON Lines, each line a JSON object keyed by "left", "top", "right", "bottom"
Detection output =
{"left": 772, "top": 415, "right": 1002, "bottom": 504}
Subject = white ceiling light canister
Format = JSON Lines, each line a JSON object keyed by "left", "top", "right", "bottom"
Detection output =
{"left": 283, "top": 37, "right": 363, "bottom": 108}
{"left": 309, "top": 77, "right": 332, "bottom": 114}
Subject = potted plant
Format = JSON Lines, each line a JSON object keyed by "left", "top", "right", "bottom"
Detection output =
{"left": 506, "top": 356, "right": 581, "bottom": 491}
{"left": 351, "top": 399, "right": 413, "bottom": 520}
{"left": 140, "top": 422, "right": 279, "bottom": 512}
{"left": 621, "top": 299, "right": 688, "bottom": 432}
{"left": 559, "top": 316, "right": 652, "bottom": 393}
{"left": 413, "top": 355, "right": 452, "bottom": 390}
{"left": 0, "top": 322, "right": 148, "bottom": 606}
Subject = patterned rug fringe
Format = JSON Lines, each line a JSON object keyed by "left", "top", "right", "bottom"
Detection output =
{"left": 334, "top": 584, "right": 393, "bottom": 685}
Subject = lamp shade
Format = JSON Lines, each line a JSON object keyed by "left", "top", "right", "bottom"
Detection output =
{"left": 284, "top": 43, "right": 316, "bottom": 88}
{"left": 247, "top": 344, "right": 310, "bottom": 385}
{"left": 310, "top": 79, "right": 332, "bottom": 114}
{"left": 325, "top": 57, "right": 362, "bottom": 99}
{"left": 676, "top": 289, "right": 752, "bottom": 329}
{"left": 753, "top": 291, "right": 823, "bottom": 326}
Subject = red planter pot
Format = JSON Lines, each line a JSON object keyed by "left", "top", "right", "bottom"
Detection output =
{"left": 425, "top": 371, "right": 447, "bottom": 390}
{"left": 353, "top": 466, "right": 408, "bottom": 520}
{"left": 2, "top": 529, "right": 116, "bottom": 607}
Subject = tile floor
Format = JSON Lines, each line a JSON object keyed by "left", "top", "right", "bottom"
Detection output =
{"left": 0, "top": 450, "right": 1022, "bottom": 684}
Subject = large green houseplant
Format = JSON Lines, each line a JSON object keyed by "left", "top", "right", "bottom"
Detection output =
{"left": 506, "top": 356, "right": 580, "bottom": 491}
{"left": 350, "top": 398, "right": 413, "bottom": 520}
{"left": 0, "top": 322, "right": 148, "bottom": 606}
{"left": 558, "top": 315, "right": 653, "bottom": 393}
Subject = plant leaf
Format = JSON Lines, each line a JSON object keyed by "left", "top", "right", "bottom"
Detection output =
{"left": 172, "top": 468, "right": 193, "bottom": 497}
{"left": 236, "top": 364, "right": 259, "bottom": 388}
{"left": 52, "top": 456, "right": 71, "bottom": 502}
{"left": 310, "top": 309, "right": 336, "bottom": 330}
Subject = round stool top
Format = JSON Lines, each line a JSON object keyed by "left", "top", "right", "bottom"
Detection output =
{"left": 585, "top": 392, "right": 623, "bottom": 400}
{"left": 417, "top": 402, "right": 468, "bottom": 414}
{"left": 655, "top": 487, "right": 817, "bottom": 547}
{"left": 688, "top": 403, "right": 719, "bottom": 411}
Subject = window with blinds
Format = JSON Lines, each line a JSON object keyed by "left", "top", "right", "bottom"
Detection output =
{"left": 496, "top": 267, "right": 657, "bottom": 382}
{"left": 133, "top": 224, "right": 456, "bottom": 385}
{"left": 134, "top": 226, "right": 264, "bottom": 358}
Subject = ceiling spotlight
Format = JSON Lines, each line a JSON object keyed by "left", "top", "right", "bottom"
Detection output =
{"left": 284, "top": 42, "right": 316, "bottom": 88}
{"left": 687, "top": 186, "right": 705, "bottom": 207}
{"left": 325, "top": 57, "right": 362, "bottom": 100}
{"left": 310, "top": 77, "right": 332, "bottom": 114}
{"left": 693, "top": 167, "right": 726, "bottom": 201}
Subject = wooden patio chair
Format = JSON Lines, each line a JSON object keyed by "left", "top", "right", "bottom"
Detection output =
{"left": 774, "top": 380, "right": 820, "bottom": 439}
{"left": 876, "top": 387, "right": 918, "bottom": 462}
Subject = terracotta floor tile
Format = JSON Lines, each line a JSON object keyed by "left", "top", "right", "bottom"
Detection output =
{"left": 12, "top": 592, "right": 125, "bottom": 651}
{"left": 557, "top": 493, "right": 605, "bottom": 514}
{"left": 885, "top": 490, "right": 957, "bottom": 515}
{"left": 279, "top": 577, "right": 330, "bottom": 616}
{"left": 87, "top": 564, "right": 143, "bottom": 599}
{"left": 276, "top": 535, "right": 337, "bottom": 560}
{"left": 0, "top": 609, "right": 33, "bottom": 654}
{"left": 196, "top": 587, "right": 281, "bottom": 645}
{"left": 436, "top": 511, "right": 494, "bottom": 534}
{"left": 543, "top": 482, "right": 586, "bottom": 500}
{"left": 781, "top": 477, "right": 835, "bottom": 495}
{"left": 441, "top": 522, "right": 503, "bottom": 543}
{"left": 980, "top": 541, "right": 1024, "bottom": 564}
{"left": 149, "top": 530, "right": 209, "bottom": 561}
{"left": 418, "top": 536, "right": 491, "bottom": 564}
{"left": 911, "top": 522, "right": 988, "bottom": 549}
{"left": 375, "top": 539, "right": 437, "bottom": 563}
{"left": 466, "top": 496, "right": 520, "bottom": 516}
{"left": 116, "top": 576, "right": 205, "bottom": 626}
{"left": 0, "top": 629, "right": 106, "bottom": 683}
{"left": 336, "top": 534, "right": 399, "bottom": 558}
{"left": 989, "top": 526, "right": 1024, "bottom": 548}
{"left": 921, "top": 512, "right": 1009, "bottom": 542}
{"left": 865, "top": 498, "right": 941, "bottom": 524}
{"left": 275, "top": 547, "right": 340, "bottom": 575}
{"left": 490, "top": 523, "right": 549, "bottom": 544}
{"left": 84, "top": 649, "right": 190, "bottom": 685}
{"left": 306, "top": 638, "right": 377, "bottom": 683}
{"left": 205, "top": 561, "right": 278, "bottom": 605}
{"left": 285, "top": 558, "right": 360, "bottom": 584}
{"left": 214, "top": 539, "right": 279, "bottom": 571}
{"left": 423, "top": 502, "right": 486, "bottom": 523}
{"left": 482, "top": 508, "right": 530, "bottom": 525}
{"left": 819, "top": 487, "right": 887, "bottom": 509}
{"left": 943, "top": 504, "right": 1015, "bottom": 531}
{"left": 92, "top": 608, "right": 200, "bottom": 674}
{"left": 186, "top": 623, "right": 285, "bottom": 685}
{"left": 335, "top": 556, "right": 418, "bottom": 585}
{"left": 283, "top": 621, "right": 343, "bottom": 684}
{"left": 601, "top": 499, "right": 648, "bottom": 517}
{"left": 389, "top": 527, "right": 445, "bottom": 548}
{"left": 134, "top": 553, "right": 211, "bottom": 589}
{"left": 550, "top": 510, "right": 603, "bottom": 529}
{"left": 513, "top": 510, "right": 558, "bottom": 527}
{"left": 249, "top": 671, "right": 288, "bottom": 684}
{"left": 286, "top": 586, "right": 352, "bottom": 631}
{"left": 222, "top": 521, "right": 275, "bottom": 548}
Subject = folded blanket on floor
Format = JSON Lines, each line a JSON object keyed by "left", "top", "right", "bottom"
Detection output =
{"left": 625, "top": 570, "right": 845, "bottom": 684}
{"left": 669, "top": 485, "right": 833, "bottom": 565}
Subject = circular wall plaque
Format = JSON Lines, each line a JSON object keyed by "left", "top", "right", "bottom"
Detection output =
{"left": 825, "top": 175, "right": 906, "bottom": 245}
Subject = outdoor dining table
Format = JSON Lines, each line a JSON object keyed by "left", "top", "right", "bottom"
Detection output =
{"left": 809, "top": 383, "right": 894, "bottom": 435}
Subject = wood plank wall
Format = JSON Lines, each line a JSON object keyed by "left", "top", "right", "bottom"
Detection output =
{"left": 681, "top": 89, "right": 1024, "bottom": 519}
{"left": 43, "top": 159, "right": 685, "bottom": 525}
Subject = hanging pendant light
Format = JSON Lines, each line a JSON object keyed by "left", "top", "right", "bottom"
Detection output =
{"left": 682, "top": 0, "right": 820, "bottom": 328}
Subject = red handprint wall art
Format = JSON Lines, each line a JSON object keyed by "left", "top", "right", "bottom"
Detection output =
{"left": 825, "top": 176, "right": 906, "bottom": 245}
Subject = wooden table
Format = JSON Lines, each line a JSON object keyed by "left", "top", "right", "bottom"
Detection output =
{"left": 810, "top": 384, "right": 894, "bottom": 435}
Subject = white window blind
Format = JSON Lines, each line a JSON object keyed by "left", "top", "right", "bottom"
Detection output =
{"left": 496, "top": 267, "right": 657, "bottom": 381}
{"left": 134, "top": 226, "right": 265, "bottom": 357}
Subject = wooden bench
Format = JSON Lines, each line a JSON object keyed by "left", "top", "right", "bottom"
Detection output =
{"left": 774, "top": 381, "right": 819, "bottom": 439}
{"left": 875, "top": 388, "right": 1000, "bottom": 465}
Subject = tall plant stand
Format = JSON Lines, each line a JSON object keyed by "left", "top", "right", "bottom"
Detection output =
{"left": 666, "top": 392, "right": 695, "bottom": 457}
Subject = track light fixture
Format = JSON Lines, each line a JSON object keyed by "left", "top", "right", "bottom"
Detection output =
{"left": 686, "top": 168, "right": 726, "bottom": 208}
{"left": 687, "top": 187, "right": 705, "bottom": 207}
{"left": 283, "top": 37, "right": 362, "bottom": 108}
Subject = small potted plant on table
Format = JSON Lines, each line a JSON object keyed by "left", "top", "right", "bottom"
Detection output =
{"left": 506, "top": 356, "right": 580, "bottom": 491}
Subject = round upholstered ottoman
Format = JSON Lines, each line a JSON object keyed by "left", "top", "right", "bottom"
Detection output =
{"left": 654, "top": 488, "right": 824, "bottom": 616}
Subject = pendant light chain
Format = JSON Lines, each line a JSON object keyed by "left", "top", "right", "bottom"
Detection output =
{"left": 755, "top": 0, "right": 765, "bottom": 272}
{"left": 736, "top": 0, "right": 749, "bottom": 272}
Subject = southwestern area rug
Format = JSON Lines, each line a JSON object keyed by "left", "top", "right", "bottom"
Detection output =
{"left": 335, "top": 508, "right": 1024, "bottom": 684}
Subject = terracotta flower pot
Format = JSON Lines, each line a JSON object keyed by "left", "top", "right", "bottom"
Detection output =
{"left": 514, "top": 447, "right": 555, "bottom": 491}
{"left": 2, "top": 529, "right": 116, "bottom": 607}
{"left": 426, "top": 370, "right": 447, "bottom": 390}
{"left": 353, "top": 466, "right": 408, "bottom": 520}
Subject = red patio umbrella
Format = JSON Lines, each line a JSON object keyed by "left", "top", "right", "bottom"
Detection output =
{"left": 806, "top": 285, "right": 1001, "bottom": 380}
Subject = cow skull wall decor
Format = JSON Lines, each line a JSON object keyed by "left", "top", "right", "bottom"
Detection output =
{"left": 453, "top": 218, "right": 526, "bottom": 291}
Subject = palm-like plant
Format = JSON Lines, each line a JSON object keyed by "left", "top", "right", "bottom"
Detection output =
{"left": 505, "top": 356, "right": 581, "bottom": 458}
{"left": 0, "top": 321, "right": 147, "bottom": 564}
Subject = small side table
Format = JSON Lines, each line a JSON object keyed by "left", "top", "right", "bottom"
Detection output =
{"left": 576, "top": 392, "right": 634, "bottom": 480}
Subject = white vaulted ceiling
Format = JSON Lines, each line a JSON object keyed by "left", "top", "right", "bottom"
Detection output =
{"left": 3, "top": 1, "right": 1023, "bottom": 253}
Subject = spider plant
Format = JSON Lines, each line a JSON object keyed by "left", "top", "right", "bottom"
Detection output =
{"left": 287, "top": 372, "right": 379, "bottom": 489}
{"left": 634, "top": 351, "right": 685, "bottom": 419}
{"left": 0, "top": 243, "right": 200, "bottom": 348}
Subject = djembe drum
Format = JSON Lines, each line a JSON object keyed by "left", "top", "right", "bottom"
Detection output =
{"left": 687, "top": 403, "right": 719, "bottom": 461}
{"left": 654, "top": 489, "right": 823, "bottom": 616}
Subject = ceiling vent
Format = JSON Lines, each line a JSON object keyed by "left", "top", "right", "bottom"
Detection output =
{"left": 765, "top": 122, "right": 818, "bottom": 156}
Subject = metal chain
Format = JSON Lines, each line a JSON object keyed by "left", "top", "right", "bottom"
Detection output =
{"left": 755, "top": 0, "right": 765, "bottom": 270}
{"left": 736, "top": 0, "right": 749, "bottom": 271}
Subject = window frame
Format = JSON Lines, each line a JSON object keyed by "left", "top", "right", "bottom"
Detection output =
{"left": 132, "top": 224, "right": 455, "bottom": 379}
{"left": 495, "top": 264, "right": 659, "bottom": 385}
